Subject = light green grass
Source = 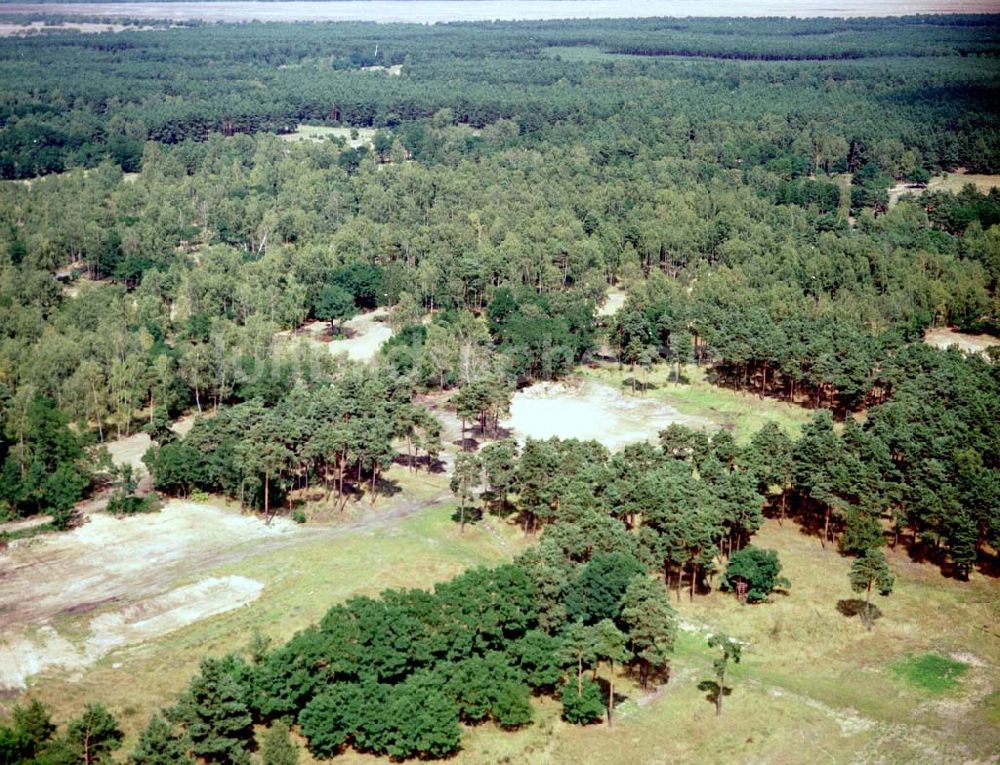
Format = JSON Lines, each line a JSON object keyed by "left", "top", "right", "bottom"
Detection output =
{"left": 583, "top": 362, "right": 814, "bottom": 444}
{"left": 891, "top": 654, "right": 968, "bottom": 694}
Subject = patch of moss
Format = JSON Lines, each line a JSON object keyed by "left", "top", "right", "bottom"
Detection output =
{"left": 890, "top": 653, "right": 967, "bottom": 693}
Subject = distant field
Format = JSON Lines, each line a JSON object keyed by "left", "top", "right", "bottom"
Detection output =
{"left": 888, "top": 169, "right": 1000, "bottom": 208}
{"left": 278, "top": 124, "right": 375, "bottom": 148}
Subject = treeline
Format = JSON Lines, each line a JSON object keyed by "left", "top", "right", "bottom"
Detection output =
{"left": 146, "top": 368, "right": 444, "bottom": 516}
{"left": 0, "top": 16, "right": 998, "bottom": 177}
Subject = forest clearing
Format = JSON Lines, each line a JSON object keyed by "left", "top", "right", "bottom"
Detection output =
{"left": 4, "top": 498, "right": 997, "bottom": 764}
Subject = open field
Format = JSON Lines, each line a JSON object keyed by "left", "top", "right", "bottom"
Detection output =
{"left": 596, "top": 285, "right": 627, "bottom": 317}
{"left": 5, "top": 500, "right": 995, "bottom": 764}
{"left": 888, "top": 169, "right": 1000, "bottom": 208}
{"left": 504, "top": 378, "right": 715, "bottom": 450}
{"left": 278, "top": 125, "right": 375, "bottom": 149}
{"left": 924, "top": 327, "right": 998, "bottom": 358}
{"left": 582, "top": 362, "right": 815, "bottom": 444}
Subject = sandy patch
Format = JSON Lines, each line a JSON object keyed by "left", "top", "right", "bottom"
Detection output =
{"left": 924, "top": 327, "right": 997, "bottom": 357}
{"left": 279, "top": 125, "right": 375, "bottom": 149}
{"left": 0, "top": 500, "right": 295, "bottom": 633}
{"left": 0, "top": 21, "right": 158, "bottom": 36}
{"left": 597, "top": 286, "right": 627, "bottom": 317}
{"left": 888, "top": 169, "right": 1000, "bottom": 208}
{"left": 503, "top": 379, "right": 714, "bottom": 451}
{"left": 0, "top": 576, "right": 262, "bottom": 688}
{"left": 361, "top": 64, "right": 403, "bottom": 76}
{"left": 326, "top": 308, "right": 394, "bottom": 362}
{"left": 103, "top": 431, "right": 151, "bottom": 474}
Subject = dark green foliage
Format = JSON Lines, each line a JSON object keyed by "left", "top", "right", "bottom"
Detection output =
{"left": 313, "top": 284, "right": 356, "bottom": 328}
{"left": 560, "top": 678, "right": 605, "bottom": 725}
{"left": 565, "top": 552, "right": 645, "bottom": 625}
{"left": 169, "top": 656, "right": 254, "bottom": 765}
{"left": 63, "top": 704, "right": 123, "bottom": 765}
{"left": 0, "top": 699, "right": 55, "bottom": 764}
{"left": 128, "top": 714, "right": 195, "bottom": 765}
{"left": 720, "top": 547, "right": 789, "bottom": 603}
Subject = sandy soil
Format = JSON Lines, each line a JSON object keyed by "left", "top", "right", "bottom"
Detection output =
{"left": 888, "top": 169, "right": 1000, "bottom": 208}
{"left": 98, "top": 413, "right": 203, "bottom": 475}
{"left": 597, "top": 286, "right": 627, "bottom": 318}
{"left": 361, "top": 64, "right": 403, "bottom": 76}
{"left": 103, "top": 432, "right": 152, "bottom": 474}
{"left": 503, "top": 379, "right": 714, "bottom": 451}
{"left": 279, "top": 125, "right": 375, "bottom": 149}
{"left": 0, "top": 500, "right": 296, "bottom": 688}
{"left": 0, "top": 488, "right": 451, "bottom": 690}
{"left": 0, "top": 576, "right": 263, "bottom": 689}
{"left": 326, "top": 309, "right": 393, "bottom": 361}
{"left": 924, "top": 327, "right": 998, "bottom": 357}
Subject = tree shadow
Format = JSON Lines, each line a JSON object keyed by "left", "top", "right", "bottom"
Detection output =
{"left": 836, "top": 598, "right": 882, "bottom": 629}
{"left": 373, "top": 476, "right": 402, "bottom": 499}
{"left": 621, "top": 377, "right": 659, "bottom": 392}
{"left": 450, "top": 506, "right": 483, "bottom": 527}
{"left": 451, "top": 436, "right": 480, "bottom": 452}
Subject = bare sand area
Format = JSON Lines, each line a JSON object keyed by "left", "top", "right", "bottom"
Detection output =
{"left": 0, "top": 21, "right": 160, "bottom": 36}
{"left": 924, "top": 327, "right": 998, "bottom": 357}
{"left": 888, "top": 169, "right": 1000, "bottom": 208}
{"left": 503, "top": 379, "right": 714, "bottom": 451}
{"left": 278, "top": 308, "right": 393, "bottom": 362}
{"left": 278, "top": 125, "right": 375, "bottom": 148}
{"left": 100, "top": 413, "right": 199, "bottom": 475}
{"left": 0, "top": 500, "right": 297, "bottom": 689}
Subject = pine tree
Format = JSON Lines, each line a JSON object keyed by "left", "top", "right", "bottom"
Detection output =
{"left": 129, "top": 714, "right": 195, "bottom": 765}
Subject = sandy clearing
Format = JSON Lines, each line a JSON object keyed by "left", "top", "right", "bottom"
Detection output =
{"left": 888, "top": 169, "right": 1000, "bottom": 208}
{"left": 0, "top": 576, "right": 262, "bottom": 689}
{"left": 279, "top": 125, "right": 375, "bottom": 149}
{"left": 326, "top": 308, "right": 394, "bottom": 362}
{"left": 98, "top": 413, "right": 205, "bottom": 474}
{"left": 924, "top": 327, "right": 998, "bottom": 357}
{"left": 503, "top": 379, "right": 714, "bottom": 451}
{"left": 597, "top": 286, "right": 627, "bottom": 318}
{"left": 103, "top": 431, "right": 151, "bottom": 475}
{"left": 0, "top": 21, "right": 158, "bottom": 36}
{"left": 361, "top": 64, "right": 403, "bottom": 76}
{"left": 0, "top": 489, "right": 452, "bottom": 690}
{"left": 0, "top": 500, "right": 296, "bottom": 632}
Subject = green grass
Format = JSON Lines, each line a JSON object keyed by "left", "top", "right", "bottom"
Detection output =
{"left": 582, "top": 362, "right": 814, "bottom": 444}
{"left": 891, "top": 654, "right": 968, "bottom": 694}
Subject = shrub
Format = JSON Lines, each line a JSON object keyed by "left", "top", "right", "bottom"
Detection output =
{"left": 720, "top": 547, "right": 789, "bottom": 603}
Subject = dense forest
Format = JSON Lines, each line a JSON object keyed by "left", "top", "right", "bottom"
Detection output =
{"left": 1, "top": 12, "right": 999, "bottom": 764}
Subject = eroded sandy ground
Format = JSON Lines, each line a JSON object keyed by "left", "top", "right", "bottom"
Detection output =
{"left": 0, "top": 501, "right": 296, "bottom": 688}
{"left": 924, "top": 327, "right": 998, "bottom": 357}
{"left": 327, "top": 309, "right": 394, "bottom": 361}
{"left": 504, "top": 379, "right": 714, "bottom": 450}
